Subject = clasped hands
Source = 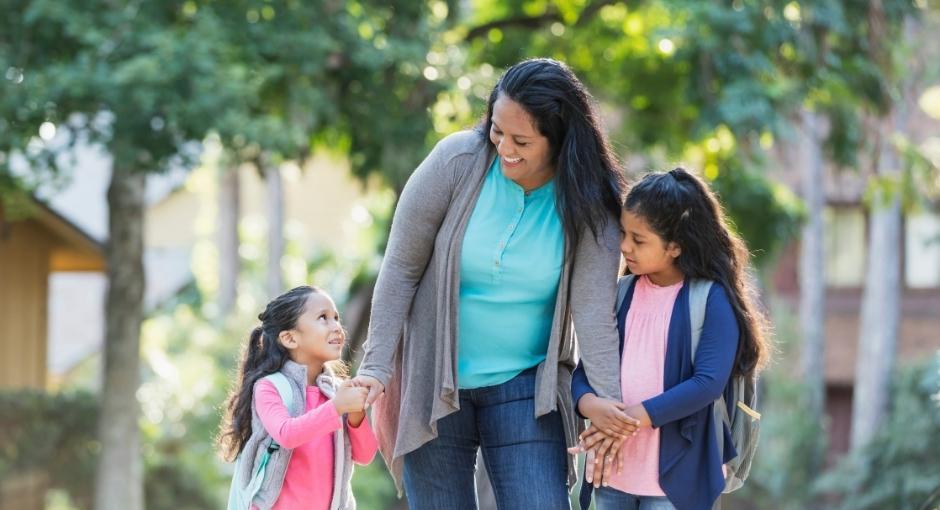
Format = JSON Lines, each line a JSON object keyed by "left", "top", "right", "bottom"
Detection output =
{"left": 568, "top": 394, "right": 652, "bottom": 488}
{"left": 332, "top": 375, "right": 385, "bottom": 427}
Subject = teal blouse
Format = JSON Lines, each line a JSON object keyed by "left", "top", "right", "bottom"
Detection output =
{"left": 457, "top": 157, "right": 565, "bottom": 389}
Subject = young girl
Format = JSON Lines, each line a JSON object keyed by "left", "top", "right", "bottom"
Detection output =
{"left": 571, "top": 168, "right": 769, "bottom": 510}
{"left": 219, "top": 285, "right": 378, "bottom": 510}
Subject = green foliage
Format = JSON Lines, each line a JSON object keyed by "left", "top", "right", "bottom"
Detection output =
{"left": 709, "top": 161, "right": 805, "bottom": 268}
{"left": 0, "top": 390, "right": 219, "bottom": 509}
{"left": 0, "top": 390, "right": 98, "bottom": 508}
{"left": 0, "top": 0, "right": 246, "bottom": 175}
{"left": 815, "top": 355, "right": 940, "bottom": 510}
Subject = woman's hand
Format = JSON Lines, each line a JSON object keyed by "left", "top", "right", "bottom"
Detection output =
{"left": 349, "top": 374, "right": 385, "bottom": 407}
{"left": 577, "top": 394, "right": 640, "bottom": 438}
{"left": 569, "top": 424, "right": 626, "bottom": 488}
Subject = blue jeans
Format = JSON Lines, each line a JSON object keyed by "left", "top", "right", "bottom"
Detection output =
{"left": 402, "top": 367, "right": 570, "bottom": 510}
{"left": 595, "top": 487, "right": 677, "bottom": 510}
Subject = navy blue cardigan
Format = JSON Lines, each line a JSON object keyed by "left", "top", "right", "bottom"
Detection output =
{"left": 571, "top": 277, "right": 740, "bottom": 510}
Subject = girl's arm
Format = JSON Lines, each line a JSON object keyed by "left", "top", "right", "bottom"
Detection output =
{"left": 571, "top": 360, "right": 595, "bottom": 419}
{"left": 356, "top": 132, "right": 477, "bottom": 388}
{"left": 254, "top": 380, "right": 341, "bottom": 450}
{"left": 569, "top": 217, "right": 624, "bottom": 402}
{"left": 347, "top": 415, "right": 379, "bottom": 465}
{"left": 640, "top": 284, "right": 739, "bottom": 428}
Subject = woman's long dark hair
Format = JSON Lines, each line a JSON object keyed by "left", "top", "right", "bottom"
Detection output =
{"left": 624, "top": 168, "right": 769, "bottom": 379}
{"left": 480, "top": 58, "right": 625, "bottom": 252}
{"left": 218, "top": 285, "right": 318, "bottom": 461}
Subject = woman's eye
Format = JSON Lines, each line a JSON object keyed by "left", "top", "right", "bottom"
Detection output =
{"left": 517, "top": 142, "right": 528, "bottom": 147}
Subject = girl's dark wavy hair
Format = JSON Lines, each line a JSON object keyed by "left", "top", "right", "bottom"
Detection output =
{"left": 479, "top": 58, "right": 625, "bottom": 252}
{"left": 217, "top": 285, "right": 344, "bottom": 461}
{"left": 624, "top": 168, "right": 770, "bottom": 379}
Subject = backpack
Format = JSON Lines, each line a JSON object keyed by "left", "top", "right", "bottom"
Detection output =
{"left": 226, "top": 372, "right": 294, "bottom": 510}
{"left": 618, "top": 275, "right": 760, "bottom": 493}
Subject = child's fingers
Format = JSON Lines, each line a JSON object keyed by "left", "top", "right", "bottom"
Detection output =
{"left": 612, "top": 408, "right": 641, "bottom": 427}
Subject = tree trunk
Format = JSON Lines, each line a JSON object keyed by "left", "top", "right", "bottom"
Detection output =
{"left": 94, "top": 168, "right": 146, "bottom": 510}
{"left": 342, "top": 278, "right": 376, "bottom": 368}
{"left": 797, "top": 109, "right": 827, "bottom": 446}
{"left": 850, "top": 9, "right": 917, "bottom": 453}
{"left": 265, "top": 165, "right": 284, "bottom": 299}
{"left": 218, "top": 166, "right": 240, "bottom": 315}
{"left": 850, "top": 113, "right": 902, "bottom": 452}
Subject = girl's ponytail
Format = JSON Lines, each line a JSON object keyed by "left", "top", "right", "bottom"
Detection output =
{"left": 242, "top": 326, "right": 265, "bottom": 377}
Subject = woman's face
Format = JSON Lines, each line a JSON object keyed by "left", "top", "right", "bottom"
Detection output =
{"left": 489, "top": 94, "right": 555, "bottom": 190}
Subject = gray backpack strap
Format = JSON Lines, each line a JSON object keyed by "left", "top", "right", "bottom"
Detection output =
{"left": 688, "top": 279, "right": 713, "bottom": 364}
{"left": 263, "top": 372, "right": 295, "bottom": 416}
{"left": 615, "top": 274, "right": 635, "bottom": 312}
{"left": 687, "top": 279, "right": 725, "bottom": 483}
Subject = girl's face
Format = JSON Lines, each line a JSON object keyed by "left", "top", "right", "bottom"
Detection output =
{"left": 489, "top": 94, "right": 554, "bottom": 190}
{"left": 279, "top": 292, "right": 346, "bottom": 364}
{"left": 620, "top": 209, "right": 684, "bottom": 285}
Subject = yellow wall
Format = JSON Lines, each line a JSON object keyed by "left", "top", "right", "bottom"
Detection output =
{"left": 0, "top": 218, "right": 54, "bottom": 389}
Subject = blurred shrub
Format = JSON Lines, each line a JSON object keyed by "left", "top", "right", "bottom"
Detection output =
{"left": 0, "top": 390, "right": 219, "bottom": 509}
{"left": 816, "top": 355, "right": 940, "bottom": 510}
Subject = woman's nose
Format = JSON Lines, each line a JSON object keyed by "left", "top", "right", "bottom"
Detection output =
{"left": 498, "top": 138, "right": 514, "bottom": 155}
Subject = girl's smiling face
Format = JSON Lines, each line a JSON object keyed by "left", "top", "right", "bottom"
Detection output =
{"left": 279, "top": 292, "right": 345, "bottom": 364}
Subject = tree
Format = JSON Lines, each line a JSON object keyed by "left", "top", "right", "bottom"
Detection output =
{"left": 851, "top": 3, "right": 922, "bottom": 452}
{"left": 0, "top": 3, "right": 247, "bottom": 508}
{"left": 2, "top": 0, "right": 452, "bottom": 501}
{"left": 217, "top": 161, "right": 240, "bottom": 316}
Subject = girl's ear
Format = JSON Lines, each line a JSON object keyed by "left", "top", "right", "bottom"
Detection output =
{"left": 278, "top": 330, "right": 296, "bottom": 350}
{"left": 666, "top": 241, "right": 682, "bottom": 259}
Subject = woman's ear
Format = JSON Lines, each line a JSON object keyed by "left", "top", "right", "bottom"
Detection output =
{"left": 278, "top": 330, "right": 296, "bottom": 350}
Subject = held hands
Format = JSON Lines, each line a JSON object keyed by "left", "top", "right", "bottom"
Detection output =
{"left": 577, "top": 394, "right": 641, "bottom": 439}
{"left": 568, "top": 423, "right": 625, "bottom": 488}
{"left": 348, "top": 374, "right": 385, "bottom": 407}
{"left": 568, "top": 395, "right": 653, "bottom": 488}
{"left": 333, "top": 380, "right": 369, "bottom": 416}
{"left": 341, "top": 375, "right": 384, "bottom": 428}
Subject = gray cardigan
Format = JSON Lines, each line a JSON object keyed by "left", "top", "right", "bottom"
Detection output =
{"left": 236, "top": 360, "right": 355, "bottom": 510}
{"left": 358, "top": 129, "right": 623, "bottom": 491}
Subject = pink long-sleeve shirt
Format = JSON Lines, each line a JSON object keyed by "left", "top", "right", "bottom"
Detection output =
{"left": 253, "top": 379, "right": 378, "bottom": 510}
{"left": 609, "top": 275, "right": 683, "bottom": 497}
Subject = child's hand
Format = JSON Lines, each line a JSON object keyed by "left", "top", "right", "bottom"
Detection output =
{"left": 333, "top": 381, "right": 368, "bottom": 415}
{"left": 623, "top": 403, "right": 652, "bottom": 428}
{"left": 347, "top": 409, "right": 366, "bottom": 428}
{"left": 577, "top": 394, "right": 640, "bottom": 439}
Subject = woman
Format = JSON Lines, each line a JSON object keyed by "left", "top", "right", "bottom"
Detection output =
{"left": 352, "top": 58, "right": 636, "bottom": 509}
